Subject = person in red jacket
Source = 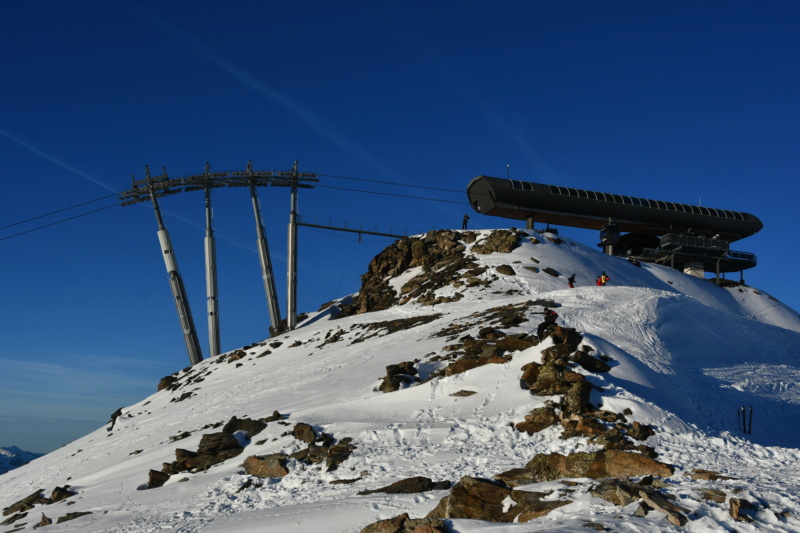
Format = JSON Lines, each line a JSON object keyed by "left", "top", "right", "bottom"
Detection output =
{"left": 537, "top": 307, "right": 559, "bottom": 338}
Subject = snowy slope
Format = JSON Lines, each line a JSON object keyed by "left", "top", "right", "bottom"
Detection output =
{"left": 2, "top": 229, "right": 800, "bottom": 532}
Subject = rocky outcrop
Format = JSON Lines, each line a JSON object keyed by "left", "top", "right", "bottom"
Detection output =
{"left": 2, "top": 486, "right": 75, "bottom": 516}
{"left": 470, "top": 230, "right": 520, "bottom": 254}
{"left": 521, "top": 450, "right": 674, "bottom": 481}
{"left": 148, "top": 416, "right": 270, "bottom": 487}
{"left": 341, "top": 229, "right": 523, "bottom": 317}
{"left": 286, "top": 424, "right": 357, "bottom": 473}
{"left": 379, "top": 362, "right": 418, "bottom": 392}
{"left": 357, "top": 476, "right": 450, "bottom": 495}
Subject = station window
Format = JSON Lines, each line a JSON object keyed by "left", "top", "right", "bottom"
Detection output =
{"left": 522, "top": 181, "right": 533, "bottom": 191}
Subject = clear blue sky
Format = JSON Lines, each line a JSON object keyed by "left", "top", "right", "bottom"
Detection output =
{"left": 1, "top": 1, "right": 798, "bottom": 453}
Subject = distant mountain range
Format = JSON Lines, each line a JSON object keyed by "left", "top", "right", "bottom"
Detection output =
{"left": 0, "top": 446, "right": 43, "bottom": 475}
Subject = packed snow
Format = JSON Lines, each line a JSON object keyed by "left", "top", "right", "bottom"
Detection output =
{"left": 2, "top": 228, "right": 799, "bottom": 532}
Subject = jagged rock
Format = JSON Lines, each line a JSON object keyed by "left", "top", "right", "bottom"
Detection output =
{"left": 478, "top": 326, "right": 503, "bottom": 339}
{"left": 495, "top": 334, "right": 535, "bottom": 352}
{"left": 379, "top": 362, "right": 419, "bottom": 392}
{"left": 515, "top": 407, "right": 559, "bottom": 435}
{"left": 147, "top": 469, "right": 170, "bottom": 489}
{"left": 158, "top": 375, "right": 178, "bottom": 391}
{"left": 2, "top": 490, "right": 49, "bottom": 516}
{"left": 471, "top": 230, "right": 519, "bottom": 254}
{"left": 428, "top": 476, "right": 514, "bottom": 522}
{"left": 542, "top": 267, "right": 560, "bottom": 277}
{"left": 513, "top": 496, "right": 571, "bottom": 522}
{"left": 493, "top": 468, "right": 538, "bottom": 487}
{"left": 359, "top": 513, "right": 409, "bottom": 533}
{"left": 242, "top": 454, "right": 290, "bottom": 478}
{"left": 627, "top": 421, "right": 655, "bottom": 441}
{"left": 56, "top": 511, "right": 93, "bottom": 524}
{"left": 730, "top": 497, "right": 757, "bottom": 522}
{"left": 38, "top": 513, "right": 52, "bottom": 526}
{"left": 197, "top": 432, "right": 243, "bottom": 460}
{"left": 524, "top": 450, "right": 673, "bottom": 481}
{"left": 222, "top": 416, "right": 267, "bottom": 439}
{"left": 561, "top": 413, "right": 609, "bottom": 438}
{"left": 340, "top": 230, "right": 480, "bottom": 316}
{"left": 358, "top": 476, "right": 450, "bottom": 495}
{"left": 262, "top": 410, "right": 284, "bottom": 423}
{"left": 563, "top": 380, "right": 594, "bottom": 414}
{"left": 292, "top": 423, "right": 317, "bottom": 443}
{"left": 571, "top": 346, "right": 612, "bottom": 373}
{"left": 687, "top": 468, "right": 735, "bottom": 481}
{"left": 49, "top": 486, "right": 75, "bottom": 503}
{"left": 640, "top": 490, "right": 688, "bottom": 526}
{"left": 1, "top": 511, "right": 27, "bottom": 526}
{"left": 496, "top": 265, "right": 515, "bottom": 276}
{"left": 358, "top": 513, "right": 447, "bottom": 533}
{"left": 698, "top": 488, "right": 726, "bottom": 503}
{"left": 520, "top": 362, "right": 540, "bottom": 389}
{"left": 591, "top": 478, "right": 650, "bottom": 506}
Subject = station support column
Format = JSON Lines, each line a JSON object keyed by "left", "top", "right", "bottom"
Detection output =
{"left": 146, "top": 168, "right": 203, "bottom": 366}
{"left": 248, "top": 164, "right": 283, "bottom": 335}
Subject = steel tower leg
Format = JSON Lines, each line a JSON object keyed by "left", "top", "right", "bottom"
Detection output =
{"left": 287, "top": 162, "right": 299, "bottom": 331}
{"left": 250, "top": 184, "right": 283, "bottom": 335}
{"left": 204, "top": 186, "right": 220, "bottom": 357}
{"left": 149, "top": 190, "right": 203, "bottom": 366}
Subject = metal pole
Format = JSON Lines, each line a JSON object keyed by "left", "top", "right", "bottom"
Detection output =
{"left": 147, "top": 167, "right": 203, "bottom": 366}
{"left": 247, "top": 162, "right": 283, "bottom": 335}
{"left": 287, "top": 161, "right": 299, "bottom": 330}
{"left": 204, "top": 174, "right": 220, "bottom": 357}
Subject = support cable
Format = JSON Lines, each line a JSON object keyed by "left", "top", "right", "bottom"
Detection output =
{"left": 317, "top": 173, "right": 463, "bottom": 194}
{"left": 315, "top": 184, "right": 469, "bottom": 205}
{"left": 0, "top": 204, "right": 119, "bottom": 241}
{"left": 0, "top": 192, "right": 120, "bottom": 231}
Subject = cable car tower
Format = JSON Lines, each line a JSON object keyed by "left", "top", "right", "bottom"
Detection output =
{"left": 120, "top": 161, "right": 317, "bottom": 366}
{"left": 121, "top": 166, "right": 204, "bottom": 365}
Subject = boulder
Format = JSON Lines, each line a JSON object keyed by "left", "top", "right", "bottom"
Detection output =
{"left": 222, "top": 416, "right": 267, "bottom": 439}
{"left": 358, "top": 476, "right": 450, "bottom": 495}
{"left": 147, "top": 469, "right": 170, "bottom": 489}
{"left": 292, "top": 423, "right": 317, "bottom": 443}
{"left": 495, "top": 265, "right": 516, "bottom": 276}
{"left": 431, "top": 476, "right": 514, "bottom": 522}
{"left": 515, "top": 407, "right": 559, "bottom": 435}
{"left": 2, "top": 489, "right": 50, "bottom": 516}
{"left": 242, "top": 454, "right": 290, "bottom": 479}
{"left": 524, "top": 451, "right": 673, "bottom": 481}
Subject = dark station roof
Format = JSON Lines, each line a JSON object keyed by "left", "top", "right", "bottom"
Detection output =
{"left": 467, "top": 175, "right": 762, "bottom": 243}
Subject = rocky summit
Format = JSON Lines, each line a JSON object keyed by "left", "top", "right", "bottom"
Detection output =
{"left": 1, "top": 228, "right": 800, "bottom": 532}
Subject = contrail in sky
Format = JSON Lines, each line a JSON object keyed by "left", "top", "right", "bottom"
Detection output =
{"left": 0, "top": 129, "right": 118, "bottom": 193}
{"left": 128, "top": 2, "right": 395, "bottom": 179}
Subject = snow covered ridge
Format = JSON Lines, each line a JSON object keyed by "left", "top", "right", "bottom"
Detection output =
{"left": 0, "top": 447, "right": 43, "bottom": 475}
{"left": 2, "top": 228, "right": 800, "bottom": 532}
